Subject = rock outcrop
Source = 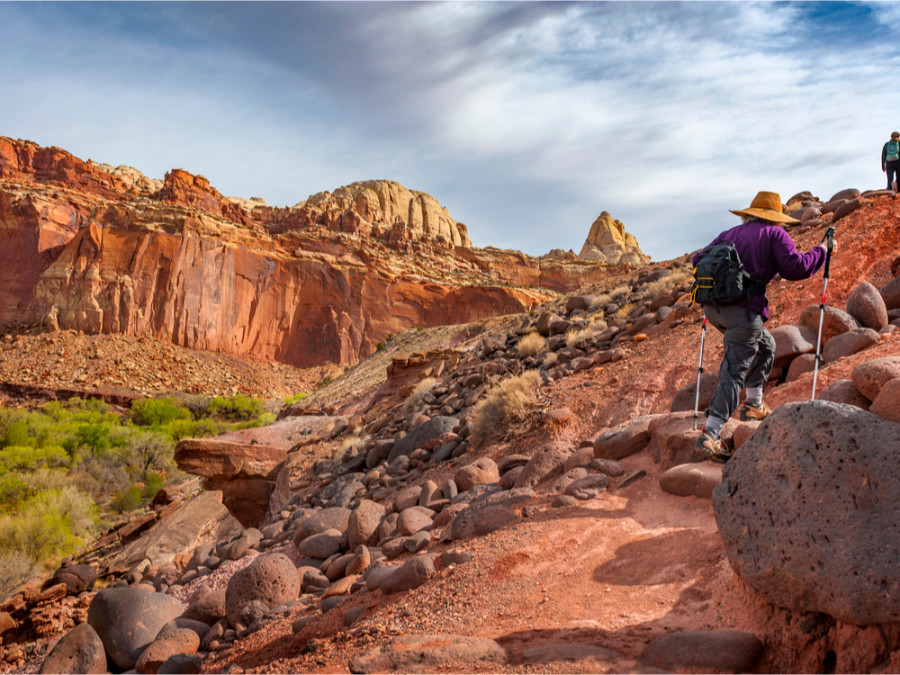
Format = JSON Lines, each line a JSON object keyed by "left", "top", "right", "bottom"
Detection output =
{"left": 579, "top": 212, "right": 650, "bottom": 265}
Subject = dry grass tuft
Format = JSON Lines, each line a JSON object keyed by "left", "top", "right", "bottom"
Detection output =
{"left": 615, "top": 302, "right": 637, "bottom": 320}
{"left": 517, "top": 332, "right": 548, "bottom": 358}
{"left": 403, "top": 377, "right": 437, "bottom": 414}
{"left": 641, "top": 269, "right": 693, "bottom": 298}
{"left": 566, "top": 318, "right": 609, "bottom": 348}
{"left": 468, "top": 370, "right": 542, "bottom": 447}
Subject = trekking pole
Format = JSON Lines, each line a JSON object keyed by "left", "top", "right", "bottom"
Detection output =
{"left": 811, "top": 227, "right": 836, "bottom": 401}
{"left": 692, "top": 316, "right": 708, "bottom": 430}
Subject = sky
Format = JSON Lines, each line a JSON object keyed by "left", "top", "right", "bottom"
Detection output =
{"left": 3, "top": 1, "right": 899, "bottom": 261}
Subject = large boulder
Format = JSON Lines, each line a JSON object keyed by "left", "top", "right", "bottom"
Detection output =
{"left": 110, "top": 491, "right": 243, "bottom": 569}
{"left": 87, "top": 587, "right": 184, "bottom": 670}
{"left": 870, "top": 379, "right": 900, "bottom": 424}
{"left": 224, "top": 553, "right": 300, "bottom": 627}
{"left": 648, "top": 412, "right": 709, "bottom": 470}
{"left": 799, "top": 305, "right": 859, "bottom": 344}
{"left": 593, "top": 415, "right": 659, "bottom": 460}
{"left": 454, "top": 457, "right": 500, "bottom": 492}
{"left": 770, "top": 324, "right": 816, "bottom": 366}
{"left": 514, "top": 441, "right": 573, "bottom": 489}
{"left": 670, "top": 374, "right": 718, "bottom": 413}
{"left": 851, "top": 356, "right": 900, "bottom": 401}
{"left": 847, "top": 282, "right": 889, "bottom": 330}
{"left": 39, "top": 623, "right": 107, "bottom": 674}
{"left": 388, "top": 416, "right": 457, "bottom": 463}
{"left": 822, "top": 328, "right": 880, "bottom": 363}
{"left": 346, "top": 500, "right": 386, "bottom": 550}
{"left": 881, "top": 275, "right": 900, "bottom": 309}
{"left": 714, "top": 402, "right": 900, "bottom": 624}
{"left": 291, "top": 507, "right": 352, "bottom": 545}
{"left": 641, "top": 630, "right": 763, "bottom": 673}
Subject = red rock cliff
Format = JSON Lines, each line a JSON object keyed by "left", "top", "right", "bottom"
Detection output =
{"left": 0, "top": 136, "right": 639, "bottom": 367}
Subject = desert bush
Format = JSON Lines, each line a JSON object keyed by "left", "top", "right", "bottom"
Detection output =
{"left": 112, "top": 485, "right": 143, "bottom": 513}
{"left": 403, "top": 377, "right": 437, "bottom": 414}
{"left": 130, "top": 397, "right": 191, "bottom": 427}
{"left": 640, "top": 269, "right": 693, "bottom": 298}
{"left": 285, "top": 392, "right": 308, "bottom": 406}
{"left": 143, "top": 472, "right": 165, "bottom": 501}
{"left": 0, "top": 486, "right": 96, "bottom": 562}
{"left": 0, "top": 445, "right": 69, "bottom": 472}
{"left": 566, "top": 318, "right": 609, "bottom": 348}
{"left": 517, "top": 331, "right": 548, "bottom": 358}
{"left": 468, "top": 371, "right": 542, "bottom": 447}
{"left": 1, "top": 420, "right": 31, "bottom": 448}
{"left": 169, "top": 417, "right": 227, "bottom": 440}
{"left": 208, "top": 395, "right": 263, "bottom": 421}
{"left": 0, "top": 551, "right": 37, "bottom": 604}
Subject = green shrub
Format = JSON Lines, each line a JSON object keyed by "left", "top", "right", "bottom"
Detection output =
{"left": 284, "top": 392, "right": 307, "bottom": 406}
{"left": 169, "top": 418, "right": 227, "bottom": 440}
{"left": 75, "top": 423, "right": 113, "bottom": 455}
{"left": 2, "top": 420, "right": 32, "bottom": 448}
{"left": 112, "top": 485, "right": 142, "bottom": 513}
{"left": 0, "top": 486, "right": 96, "bottom": 561}
{"left": 0, "top": 445, "right": 69, "bottom": 472}
{"left": 130, "top": 398, "right": 191, "bottom": 427}
{"left": 0, "top": 472, "right": 29, "bottom": 507}
{"left": 143, "top": 472, "right": 165, "bottom": 501}
{"left": 208, "top": 395, "right": 263, "bottom": 421}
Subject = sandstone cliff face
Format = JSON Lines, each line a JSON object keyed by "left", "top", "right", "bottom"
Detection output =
{"left": 0, "top": 136, "right": 647, "bottom": 367}
{"left": 579, "top": 211, "right": 649, "bottom": 265}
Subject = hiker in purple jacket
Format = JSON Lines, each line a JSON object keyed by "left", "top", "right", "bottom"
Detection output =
{"left": 693, "top": 191, "right": 831, "bottom": 462}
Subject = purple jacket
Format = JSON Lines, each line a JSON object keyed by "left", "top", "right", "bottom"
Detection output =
{"left": 692, "top": 220, "right": 826, "bottom": 320}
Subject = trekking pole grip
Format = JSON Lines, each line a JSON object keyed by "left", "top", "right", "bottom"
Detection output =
{"left": 823, "top": 227, "right": 835, "bottom": 277}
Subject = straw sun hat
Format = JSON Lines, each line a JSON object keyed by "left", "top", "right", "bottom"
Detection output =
{"left": 729, "top": 191, "right": 799, "bottom": 225}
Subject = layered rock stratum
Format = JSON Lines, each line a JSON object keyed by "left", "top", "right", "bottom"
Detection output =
{"left": 0, "top": 137, "right": 644, "bottom": 367}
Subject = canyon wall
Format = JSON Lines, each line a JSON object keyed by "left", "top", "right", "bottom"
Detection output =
{"left": 0, "top": 136, "right": 646, "bottom": 367}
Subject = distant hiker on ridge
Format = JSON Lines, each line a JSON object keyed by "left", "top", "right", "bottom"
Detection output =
{"left": 692, "top": 191, "right": 832, "bottom": 463}
{"left": 882, "top": 131, "right": 900, "bottom": 192}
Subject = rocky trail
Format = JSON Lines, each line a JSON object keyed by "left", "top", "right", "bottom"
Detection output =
{"left": 0, "top": 186, "right": 899, "bottom": 675}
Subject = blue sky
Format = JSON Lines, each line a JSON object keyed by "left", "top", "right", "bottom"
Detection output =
{"left": 3, "top": 1, "right": 899, "bottom": 261}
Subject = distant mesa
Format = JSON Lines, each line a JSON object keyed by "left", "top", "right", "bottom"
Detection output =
{"left": 579, "top": 211, "right": 650, "bottom": 265}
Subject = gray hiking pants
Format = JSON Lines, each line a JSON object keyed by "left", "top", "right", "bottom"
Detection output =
{"left": 703, "top": 304, "right": 775, "bottom": 422}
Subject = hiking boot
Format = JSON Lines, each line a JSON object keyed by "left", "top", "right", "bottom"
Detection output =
{"left": 695, "top": 430, "right": 732, "bottom": 464}
{"left": 739, "top": 401, "right": 772, "bottom": 421}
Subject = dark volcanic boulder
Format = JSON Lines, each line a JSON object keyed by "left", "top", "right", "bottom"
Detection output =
{"left": 87, "top": 587, "right": 184, "bottom": 670}
{"left": 388, "top": 416, "right": 457, "bottom": 463}
{"left": 224, "top": 553, "right": 300, "bottom": 627}
{"left": 714, "top": 401, "right": 900, "bottom": 624}
{"left": 39, "top": 623, "right": 107, "bottom": 674}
